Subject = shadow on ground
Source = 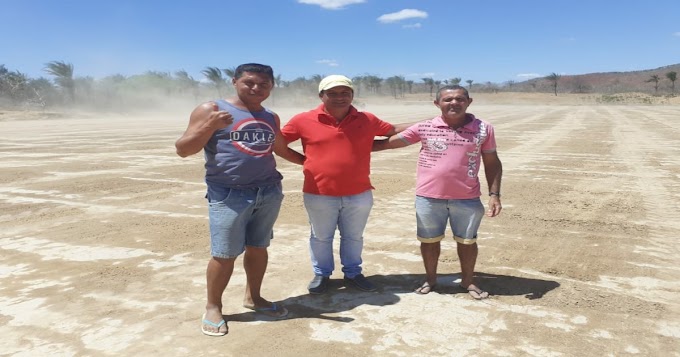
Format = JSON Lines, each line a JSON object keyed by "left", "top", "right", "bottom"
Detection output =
{"left": 225, "top": 271, "right": 559, "bottom": 323}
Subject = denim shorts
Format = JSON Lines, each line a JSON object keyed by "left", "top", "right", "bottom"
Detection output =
{"left": 415, "top": 195, "right": 485, "bottom": 245}
{"left": 207, "top": 182, "right": 284, "bottom": 258}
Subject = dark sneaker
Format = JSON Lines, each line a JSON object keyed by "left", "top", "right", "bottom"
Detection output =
{"left": 308, "top": 276, "right": 329, "bottom": 294}
{"left": 344, "top": 274, "right": 377, "bottom": 292}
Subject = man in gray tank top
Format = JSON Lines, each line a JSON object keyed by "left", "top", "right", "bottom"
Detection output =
{"left": 175, "top": 63, "right": 304, "bottom": 336}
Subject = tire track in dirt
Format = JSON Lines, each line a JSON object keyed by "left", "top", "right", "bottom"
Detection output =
{"left": 607, "top": 106, "right": 680, "bottom": 278}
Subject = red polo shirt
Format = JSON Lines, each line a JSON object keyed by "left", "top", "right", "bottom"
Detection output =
{"left": 281, "top": 104, "right": 394, "bottom": 196}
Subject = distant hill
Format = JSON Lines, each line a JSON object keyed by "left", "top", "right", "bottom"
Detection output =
{"left": 511, "top": 63, "right": 680, "bottom": 95}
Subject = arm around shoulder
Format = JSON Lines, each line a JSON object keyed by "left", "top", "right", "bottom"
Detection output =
{"left": 372, "top": 135, "right": 411, "bottom": 152}
{"left": 272, "top": 114, "right": 305, "bottom": 165}
{"left": 383, "top": 118, "right": 428, "bottom": 137}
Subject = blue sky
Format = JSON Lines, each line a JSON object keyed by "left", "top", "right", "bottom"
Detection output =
{"left": 2, "top": 0, "right": 679, "bottom": 84}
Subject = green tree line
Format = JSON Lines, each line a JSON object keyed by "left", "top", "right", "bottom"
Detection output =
{"left": 1, "top": 61, "right": 677, "bottom": 110}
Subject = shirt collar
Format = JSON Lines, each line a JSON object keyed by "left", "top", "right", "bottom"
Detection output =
{"left": 432, "top": 113, "right": 476, "bottom": 129}
{"left": 316, "top": 104, "right": 359, "bottom": 120}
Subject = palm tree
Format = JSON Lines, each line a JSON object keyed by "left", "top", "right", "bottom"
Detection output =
{"left": 406, "top": 80, "right": 414, "bottom": 94}
{"left": 44, "top": 61, "right": 75, "bottom": 103}
{"left": 202, "top": 66, "right": 225, "bottom": 97}
{"left": 397, "top": 75, "right": 406, "bottom": 97}
{"left": 311, "top": 74, "right": 324, "bottom": 93}
{"left": 646, "top": 75, "right": 660, "bottom": 94}
{"left": 545, "top": 73, "right": 561, "bottom": 96}
{"left": 222, "top": 67, "right": 236, "bottom": 82}
{"left": 449, "top": 77, "right": 462, "bottom": 86}
{"left": 175, "top": 70, "right": 200, "bottom": 100}
{"left": 366, "top": 75, "right": 383, "bottom": 94}
{"left": 465, "top": 79, "right": 474, "bottom": 90}
{"left": 666, "top": 71, "right": 677, "bottom": 93}
{"left": 386, "top": 76, "right": 406, "bottom": 98}
{"left": 434, "top": 80, "right": 442, "bottom": 91}
{"left": 271, "top": 74, "right": 283, "bottom": 105}
{"left": 422, "top": 77, "right": 434, "bottom": 98}
{"left": 352, "top": 76, "right": 364, "bottom": 97}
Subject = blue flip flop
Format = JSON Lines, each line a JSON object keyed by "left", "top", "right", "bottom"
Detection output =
{"left": 243, "top": 302, "right": 289, "bottom": 318}
{"left": 201, "top": 313, "right": 227, "bottom": 336}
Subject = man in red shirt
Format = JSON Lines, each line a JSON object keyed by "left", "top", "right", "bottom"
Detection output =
{"left": 279, "top": 75, "right": 411, "bottom": 294}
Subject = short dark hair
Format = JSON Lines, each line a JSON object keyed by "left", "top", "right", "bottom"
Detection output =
{"left": 436, "top": 85, "right": 469, "bottom": 101}
{"left": 234, "top": 63, "right": 274, "bottom": 83}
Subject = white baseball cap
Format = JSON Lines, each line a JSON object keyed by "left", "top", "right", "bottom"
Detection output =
{"left": 318, "top": 75, "right": 354, "bottom": 93}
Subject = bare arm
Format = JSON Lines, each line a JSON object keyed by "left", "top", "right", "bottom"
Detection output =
{"left": 372, "top": 135, "right": 412, "bottom": 152}
{"left": 481, "top": 150, "right": 503, "bottom": 217}
{"left": 272, "top": 114, "right": 305, "bottom": 165}
{"left": 382, "top": 120, "right": 422, "bottom": 137}
{"left": 175, "top": 102, "right": 233, "bottom": 158}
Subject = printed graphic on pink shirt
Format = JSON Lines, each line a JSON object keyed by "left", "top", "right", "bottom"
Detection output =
{"left": 468, "top": 121, "right": 488, "bottom": 178}
{"left": 400, "top": 116, "right": 495, "bottom": 199}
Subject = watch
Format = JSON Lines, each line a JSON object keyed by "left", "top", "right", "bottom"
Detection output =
{"left": 489, "top": 192, "right": 501, "bottom": 197}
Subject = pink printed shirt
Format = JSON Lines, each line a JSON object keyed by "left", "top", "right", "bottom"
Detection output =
{"left": 398, "top": 114, "right": 497, "bottom": 199}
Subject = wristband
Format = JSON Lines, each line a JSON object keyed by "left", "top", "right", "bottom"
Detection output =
{"left": 489, "top": 192, "right": 501, "bottom": 197}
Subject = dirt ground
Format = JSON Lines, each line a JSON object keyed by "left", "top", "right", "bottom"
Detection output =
{"left": 1, "top": 93, "right": 679, "bottom": 356}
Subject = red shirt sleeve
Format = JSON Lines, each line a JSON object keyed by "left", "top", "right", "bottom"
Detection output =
{"left": 280, "top": 115, "right": 301, "bottom": 142}
{"left": 367, "top": 113, "right": 395, "bottom": 136}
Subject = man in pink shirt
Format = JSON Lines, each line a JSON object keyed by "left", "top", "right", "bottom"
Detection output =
{"left": 373, "top": 85, "right": 503, "bottom": 299}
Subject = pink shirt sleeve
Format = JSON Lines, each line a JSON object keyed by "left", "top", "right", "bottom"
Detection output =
{"left": 481, "top": 123, "right": 496, "bottom": 153}
{"left": 398, "top": 123, "right": 422, "bottom": 144}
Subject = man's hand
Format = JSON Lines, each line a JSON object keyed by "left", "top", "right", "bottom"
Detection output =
{"left": 206, "top": 103, "right": 234, "bottom": 130}
{"left": 487, "top": 196, "right": 502, "bottom": 217}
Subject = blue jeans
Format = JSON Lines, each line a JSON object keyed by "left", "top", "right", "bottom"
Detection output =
{"left": 207, "top": 182, "right": 284, "bottom": 259}
{"left": 303, "top": 190, "right": 373, "bottom": 278}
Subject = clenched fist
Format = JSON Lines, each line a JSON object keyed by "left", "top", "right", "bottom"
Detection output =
{"left": 207, "top": 102, "right": 234, "bottom": 130}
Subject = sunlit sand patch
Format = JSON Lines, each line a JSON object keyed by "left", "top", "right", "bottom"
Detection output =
{"left": 80, "top": 318, "right": 147, "bottom": 353}
{"left": 5, "top": 338, "right": 77, "bottom": 357}
{"left": 0, "top": 187, "right": 82, "bottom": 200}
{"left": 0, "top": 194, "right": 204, "bottom": 218}
{"left": 589, "top": 329, "right": 613, "bottom": 339}
{"left": 633, "top": 245, "right": 676, "bottom": 259}
{"left": 122, "top": 176, "right": 201, "bottom": 185}
{"left": 18, "top": 279, "right": 70, "bottom": 294}
{"left": 0, "top": 161, "right": 54, "bottom": 168}
{"left": 81, "top": 293, "right": 179, "bottom": 313}
{"left": 571, "top": 315, "right": 587, "bottom": 324}
{"left": 624, "top": 345, "right": 641, "bottom": 353}
{"left": 656, "top": 320, "right": 680, "bottom": 338}
{"left": 495, "top": 303, "right": 569, "bottom": 320}
{"left": 94, "top": 196, "right": 134, "bottom": 201}
{"left": 627, "top": 262, "right": 680, "bottom": 271}
{"left": 518, "top": 344, "right": 562, "bottom": 357}
{"left": 0, "top": 237, "right": 159, "bottom": 261}
{"left": 0, "top": 297, "right": 85, "bottom": 334}
{"left": 138, "top": 253, "right": 192, "bottom": 270}
{"left": 0, "top": 263, "right": 34, "bottom": 279}
{"left": 309, "top": 321, "right": 363, "bottom": 344}
{"left": 489, "top": 319, "right": 508, "bottom": 332}
{"left": 545, "top": 321, "right": 575, "bottom": 332}
{"left": 596, "top": 276, "right": 679, "bottom": 304}
{"left": 373, "top": 251, "right": 421, "bottom": 262}
{"left": 358, "top": 296, "right": 496, "bottom": 353}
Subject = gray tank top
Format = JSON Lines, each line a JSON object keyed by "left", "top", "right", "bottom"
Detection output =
{"left": 204, "top": 100, "right": 282, "bottom": 188}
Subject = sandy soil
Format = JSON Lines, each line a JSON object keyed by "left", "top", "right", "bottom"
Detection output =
{"left": 1, "top": 94, "right": 680, "bottom": 356}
